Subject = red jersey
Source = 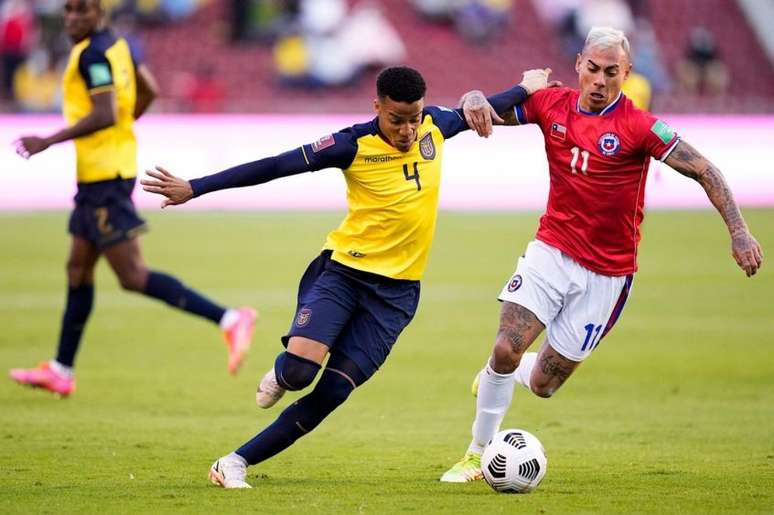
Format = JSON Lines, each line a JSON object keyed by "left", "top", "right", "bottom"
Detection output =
{"left": 514, "top": 87, "right": 680, "bottom": 276}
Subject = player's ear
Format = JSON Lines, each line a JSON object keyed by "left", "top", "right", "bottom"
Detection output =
{"left": 575, "top": 54, "right": 582, "bottom": 73}
{"left": 373, "top": 98, "right": 381, "bottom": 115}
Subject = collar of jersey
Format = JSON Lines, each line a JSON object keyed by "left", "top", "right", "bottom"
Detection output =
{"left": 576, "top": 91, "right": 623, "bottom": 116}
{"left": 370, "top": 116, "right": 423, "bottom": 151}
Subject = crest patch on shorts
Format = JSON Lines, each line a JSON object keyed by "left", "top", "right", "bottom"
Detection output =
{"left": 296, "top": 307, "right": 312, "bottom": 327}
{"left": 507, "top": 274, "right": 522, "bottom": 292}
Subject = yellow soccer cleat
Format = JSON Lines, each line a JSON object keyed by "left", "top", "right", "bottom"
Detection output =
{"left": 440, "top": 451, "right": 483, "bottom": 483}
{"left": 471, "top": 370, "right": 480, "bottom": 398}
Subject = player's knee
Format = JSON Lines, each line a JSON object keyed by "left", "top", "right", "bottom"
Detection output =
{"left": 275, "top": 352, "right": 321, "bottom": 391}
{"left": 117, "top": 267, "right": 148, "bottom": 292}
{"left": 66, "top": 260, "right": 90, "bottom": 286}
{"left": 529, "top": 378, "right": 556, "bottom": 398}
{"left": 491, "top": 337, "right": 520, "bottom": 373}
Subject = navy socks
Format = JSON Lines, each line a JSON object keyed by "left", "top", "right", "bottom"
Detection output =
{"left": 236, "top": 368, "right": 356, "bottom": 465}
{"left": 144, "top": 271, "right": 226, "bottom": 323}
{"left": 56, "top": 284, "right": 95, "bottom": 367}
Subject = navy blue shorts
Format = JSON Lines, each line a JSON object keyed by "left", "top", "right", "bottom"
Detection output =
{"left": 283, "top": 250, "right": 420, "bottom": 379}
{"left": 68, "top": 178, "right": 147, "bottom": 251}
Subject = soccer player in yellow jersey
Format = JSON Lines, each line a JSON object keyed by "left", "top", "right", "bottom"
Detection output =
{"left": 143, "top": 65, "right": 555, "bottom": 487}
{"left": 9, "top": 0, "right": 256, "bottom": 397}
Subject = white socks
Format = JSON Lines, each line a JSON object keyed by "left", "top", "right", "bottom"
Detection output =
{"left": 49, "top": 360, "right": 73, "bottom": 378}
{"left": 514, "top": 352, "right": 537, "bottom": 391}
{"left": 219, "top": 309, "right": 240, "bottom": 330}
{"left": 227, "top": 452, "right": 247, "bottom": 467}
{"left": 467, "top": 353, "right": 538, "bottom": 455}
{"left": 468, "top": 364, "right": 515, "bottom": 454}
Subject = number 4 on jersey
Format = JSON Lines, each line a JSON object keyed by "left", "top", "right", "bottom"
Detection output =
{"left": 403, "top": 162, "right": 421, "bottom": 191}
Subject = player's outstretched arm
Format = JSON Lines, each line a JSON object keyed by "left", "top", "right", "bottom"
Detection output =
{"left": 14, "top": 91, "right": 116, "bottom": 159}
{"left": 142, "top": 137, "right": 355, "bottom": 207}
{"left": 460, "top": 68, "right": 561, "bottom": 138}
{"left": 141, "top": 151, "right": 309, "bottom": 208}
{"left": 665, "top": 140, "right": 763, "bottom": 277}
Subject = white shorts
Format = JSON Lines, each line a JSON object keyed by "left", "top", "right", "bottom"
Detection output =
{"left": 498, "top": 240, "right": 633, "bottom": 362}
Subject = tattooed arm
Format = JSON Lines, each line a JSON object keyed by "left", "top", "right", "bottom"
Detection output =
{"left": 664, "top": 140, "right": 763, "bottom": 277}
{"left": 460, "top": 68, "right": 558, "bottom": 137}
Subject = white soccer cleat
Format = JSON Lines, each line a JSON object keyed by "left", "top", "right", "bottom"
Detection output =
{"left": 255, "top": 367, "right": 286, "bottom": 409}
{"left": 209, "top": 454, "right": 252, "bottom": 489}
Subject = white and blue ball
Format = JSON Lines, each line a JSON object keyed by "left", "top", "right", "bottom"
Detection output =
{"left": 481, "top": 429, "right": 547, "bottom": 494}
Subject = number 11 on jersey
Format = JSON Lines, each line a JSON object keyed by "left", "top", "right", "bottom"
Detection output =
{"left": 570, "top": 147, "right": 589, "bottom": 175}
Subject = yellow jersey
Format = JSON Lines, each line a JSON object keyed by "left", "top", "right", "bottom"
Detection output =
{"left": 304, "top": 108, "right": 467, "bottom": 280}
{"left": 62, "top": 29, "right": 137, "bottom": 183}
{"left": 621, "top": 72, "right": 652, "bottom": 112}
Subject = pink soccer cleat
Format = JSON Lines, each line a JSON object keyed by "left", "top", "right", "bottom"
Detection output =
{"left": 223, "top": 307, "right": 258, "bottom": 375}
{"left": 9, "top": 362, "right": 75, "bottom": 397}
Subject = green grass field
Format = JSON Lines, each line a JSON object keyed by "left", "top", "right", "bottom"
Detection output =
{"left": 0, "top": 210, "right": 772, "bottom": 514}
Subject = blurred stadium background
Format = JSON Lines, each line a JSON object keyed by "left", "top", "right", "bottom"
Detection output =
{"left": 1, "top": 0, "right": 773, "bottom": 211}
{"left": 3, "top": 0, "right": 774, "bottom": 113}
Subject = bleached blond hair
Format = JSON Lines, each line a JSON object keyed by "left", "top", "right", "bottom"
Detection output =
{"left": 582, "top": 26, "right": 632, "bottom": 61}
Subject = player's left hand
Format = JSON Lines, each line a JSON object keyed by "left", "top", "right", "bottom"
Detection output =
{"left": 14, "top": 136, "right": 50, "bottom": 159}
{"left": 141, "top": 166, "right": 194, "bottom": 208}
{"left": 460, "top": 90, "right": 503, "bottom": 138}
{"left": 731, "top": 229, "right": 763, "bottom": 277}
{"left": 519, "top": 68, "right": 562, "bottom": 95}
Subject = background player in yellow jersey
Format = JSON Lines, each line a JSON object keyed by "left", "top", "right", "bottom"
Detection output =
{"left": 142, "top": 65, "right": 556, "bottom": 487}
{"left": 9, "top": 0, "right": 256, "bottom": 397}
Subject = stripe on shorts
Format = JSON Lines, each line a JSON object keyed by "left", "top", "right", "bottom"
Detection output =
{"left": 601, "top": 274, "right": 633, "bottom": 339}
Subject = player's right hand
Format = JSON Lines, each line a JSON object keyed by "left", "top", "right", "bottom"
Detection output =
{"left": 519, "top": 68, "right": 562, "bottom": 95}
{"left": 460, "top": 90, "right": 503, "bottom": 138}
{"left": 141, "top": 166, "right": 194, "bottom": 208}
{"left": 731, "top": 229, "right": 763, "bottom": 277}
{"left": 14, "top": 136, "right": 50, "bottom": 159}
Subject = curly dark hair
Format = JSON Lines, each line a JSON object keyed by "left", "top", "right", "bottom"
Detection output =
{"left": 376, "top": 66, "right": 426, "bottom": 103}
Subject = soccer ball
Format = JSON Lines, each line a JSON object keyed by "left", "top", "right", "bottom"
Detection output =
{"left": 481, "top": 429, "right": 547, "bottom": 494}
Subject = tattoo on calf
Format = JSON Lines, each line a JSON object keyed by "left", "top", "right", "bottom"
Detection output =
{"left": 538, "top": 354, "right": 572, "bottom": 385}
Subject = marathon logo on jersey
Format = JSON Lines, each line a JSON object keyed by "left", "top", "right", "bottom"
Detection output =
{"left": 507, "top": 274, "right": 523, "bottom": 292}
{"left": 419, "top": 132, "right": 436, "bottom": 160}
{"left": 311, "top": 134, "right": 335, "bottom": 153}
{"left": 364, "top": 154, "right": 399, "bottom": 163}
{"left": 597, "top": 132, "right": 621, "bottom": 156}
{"left": 296, "top": 308, "right": 312, "bottom": 327}
{"left": 550, "top": 123, "right": 566, "bottom": 141}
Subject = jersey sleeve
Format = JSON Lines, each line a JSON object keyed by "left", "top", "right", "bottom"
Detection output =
{"left": 300, "top": 129, "right": 359, "bottom": 171}
{"left": 636, "top": 112, "right": 681, "bottom": 161}
{"left": 512, "top": 88, "right": 553, "bottom": 126}
{"left": 128, "top": 39, "right": 144, "bottom": 67}
{"left": 78, "top": 46, "right": 114, "bottom": 92}
{"left": 423, "top": 106, "right": 468, "bottom": 139}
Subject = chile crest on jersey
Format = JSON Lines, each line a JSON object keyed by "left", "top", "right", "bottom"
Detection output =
{"left": 597, "top": 132, "right": 621, "bottom": 156}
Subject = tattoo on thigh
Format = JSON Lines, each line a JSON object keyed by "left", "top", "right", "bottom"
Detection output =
{"left": 539, "top": 354, "right": 572, "bottom": 385}
{"left": 498, "top": 303, "right": 542, "bottom": 355}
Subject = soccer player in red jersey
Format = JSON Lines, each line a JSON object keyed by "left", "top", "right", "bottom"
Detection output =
{"left": 441, "top": 26, "right": 763, "bottom": 482}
